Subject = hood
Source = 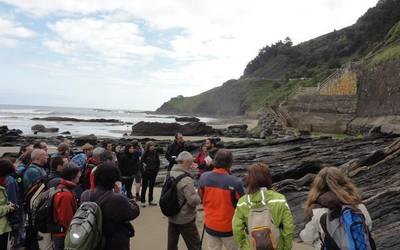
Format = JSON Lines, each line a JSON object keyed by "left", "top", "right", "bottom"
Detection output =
{"left": 171, "top": 164, "right": 191, "bottom": 175}
{"left": 317, "top": 191, "right": 342, "bottom": 209}
{"left": 57, "top": 179, "right": 77, "bottom": 190}
{"left": 49, "top": 170, "right": 61, "bottom": 179}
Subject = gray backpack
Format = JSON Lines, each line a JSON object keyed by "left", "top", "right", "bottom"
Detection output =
{"left": 64, "top": 192, "right": 111, "bottom": 250}
{"left": 246, "top": 191, "right": 280, "bottom": 250}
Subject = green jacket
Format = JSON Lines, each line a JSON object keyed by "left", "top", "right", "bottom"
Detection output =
{"left": 232, "top": 188, "right": 294, "bottom": 250}
{"left": 0, "top": 186, "right": 12, "bottom": 235}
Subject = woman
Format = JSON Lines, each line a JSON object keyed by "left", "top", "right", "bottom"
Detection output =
{"left": 140, "top": 141, "right": 160, "bottom": 207}
{"left": 195, "top": 143, "right": 207, "bottom": 175}
{"left": 300, "top": 167, "right": 373, "bottom": 250}
{"left": 0, "top": 159, "right": 17, "bottom": 249}
{"left": 232, "top": 163, "right": 294, "bottom": 250}
{"left": 118, "top": 144, "right": 141, "bottom": 199}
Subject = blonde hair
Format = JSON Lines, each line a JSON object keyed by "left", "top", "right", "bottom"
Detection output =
{"left": 304, "top": 167, "right": 362, "bottom": 217}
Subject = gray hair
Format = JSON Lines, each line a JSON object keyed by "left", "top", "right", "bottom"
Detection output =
{"left": 99, "top": 150, "right": 114, "bottom": 163}
{"left": 92, "top": 147, "right": 106, "bottom": 161}
{"left": 31, "top": 149, "right": 46, "bottom": 161}
{"left": 176, "top": 151, "right": 193, "bottom": 163}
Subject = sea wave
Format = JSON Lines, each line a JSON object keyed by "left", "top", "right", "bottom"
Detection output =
{"left": 0, "top": 108, "right": 51, "bottom": 115}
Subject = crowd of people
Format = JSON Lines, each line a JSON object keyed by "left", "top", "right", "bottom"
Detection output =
{"left": 0, "top": 132, "right": 376, "bottom": 250}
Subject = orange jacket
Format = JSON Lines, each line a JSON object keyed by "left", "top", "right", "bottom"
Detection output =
{"left": 198, "top": 168, "right": 244, "bottom": 236}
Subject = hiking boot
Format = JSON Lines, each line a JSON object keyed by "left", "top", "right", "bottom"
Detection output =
{"left": 149, "top": 202, "right": 157, "bottom": 206}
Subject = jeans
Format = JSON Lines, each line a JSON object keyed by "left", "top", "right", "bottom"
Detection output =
{"left": 168, "top": 220, "right": 201, "bottom": 250}
{"left": 26, "top": 214, "right": 39, "bottom": 250}
{"left": 52, "top": 236, "right": 65, "bottom": 250}
{"left": 122, "top": 177, "right": 134, "bottom": 199}
{"left": 0, "top": 232, "right": 9, "bottom": 250}
{"left": 141, "top": 172, "right": 157, "bottom": 203}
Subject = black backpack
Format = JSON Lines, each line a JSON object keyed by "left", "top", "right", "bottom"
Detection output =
{"left": 31, "top": 187, "right": 65, "bottom": 233}
{"left": 159, "top": 173, "right": 191, "bottom": 217}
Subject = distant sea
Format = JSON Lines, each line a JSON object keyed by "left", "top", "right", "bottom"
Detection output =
{"left": 0, "top": 104, "right": 213, "bottom": 137}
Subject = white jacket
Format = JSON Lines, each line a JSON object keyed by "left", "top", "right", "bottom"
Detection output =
{"left": 299, "top": 204, "right": 372, "bottom": 250}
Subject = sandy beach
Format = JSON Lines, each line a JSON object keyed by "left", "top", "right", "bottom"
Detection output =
{"left": 37, "top": 188, "right": 313, "bottom": 250}
{"left": 131, "top": 188, "right": 312, "bottom": 250}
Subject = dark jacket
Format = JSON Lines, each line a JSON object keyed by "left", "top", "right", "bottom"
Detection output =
{"left": 141, "top": 150, "right": 160, "bottom": 175}
{"left": 47, "top": 170, "right": 62, "bottom": 189}
{"left": 81, "top": 188, "right": 140, "bottom": 250}
{"left": 118, "top": 152, "right": 141, "bottom": 177}
{"left": 165, "top": 141, "right": 186, "bottom": 170}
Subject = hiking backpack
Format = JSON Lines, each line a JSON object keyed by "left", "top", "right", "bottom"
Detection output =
{"left": 246, "top": 191, "right": 280, "bottom": 250}
{"left": 320, "top": 206, "right": 376, "bottom": 250}
{"left": 31, "top": 187, "right": 65, "bottom": 233}
{"left": 159, "top": 173, "right": 191, "bottom": 217}
{"left": 64, "top": 191, "right": 110, "bottom": 250}
{"left": 24, "top": 178, "right": 47, "bottom": 211}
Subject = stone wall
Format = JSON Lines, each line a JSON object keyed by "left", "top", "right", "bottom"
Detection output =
{"left": 319, "top": 64, "right": 358, "bottom": 96}
{"left": 356, "top": 59, "right": 400, "bottom": 116}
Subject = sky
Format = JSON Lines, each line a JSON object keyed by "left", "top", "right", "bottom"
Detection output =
{"left": 0, "top": 0, "right": 379, "bottom": 111}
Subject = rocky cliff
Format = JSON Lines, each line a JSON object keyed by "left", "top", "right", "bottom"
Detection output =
{"left": 156, "top": 0, "right": 400, "bottom": 117}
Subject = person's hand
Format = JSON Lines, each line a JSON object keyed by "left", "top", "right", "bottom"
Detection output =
{"left": 6, "top": 203, "right": 16, "bottom": 213}
{"left": 205, "top": 156, "right": 213, "bottom": 166}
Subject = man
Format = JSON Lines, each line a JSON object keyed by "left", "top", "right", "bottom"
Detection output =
{"left": 198, "top": 149, "right": 244, "bottom": 250}
{"left": 23, "top": 149, "right": 48, "bottom": 250}
{"left": 167, "top": 151, "right": 201, "bottom": 250}
{"left": 81, "top": 163, "right": 140, "bottom": 250}
{"left": 165, "top": 133, "right": 187, "bottom": 171}
{"left": 52, "top": 142, "right": 70, "bottom": 159}
{"left": 47, "top": 156, "right": 69, "bottom": 188}
{"left": 70, "top": 143, "right": 94, "bottom": 174}
{"left": 82, "top": 147, "right": 104, "bottom": 190}
{"left": 23, "top": 149, "right": 48, "bottom": 191}
{"left": 33, "top": 141, "right": 50, "bottom": 173}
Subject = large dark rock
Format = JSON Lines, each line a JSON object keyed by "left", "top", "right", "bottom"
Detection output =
{"left": 31, "top": 124, "right": 59, "bottom": 133}
{"left": 218, "top": 124, "right": 250, "bottom": 138}
{"left": 74, "top": 134, "right": 98, "bottom": 146}
{"left": 131, "top": 122, "right": 216, "bottom": 136}
{"left": 32, "top": 117, "right": 122, "bottom": 123}
{"left": 0, "top": 126, "right": 9, "bottom": 134}
{"left": 175, "top": 117, "right": 200, "bottom": 123}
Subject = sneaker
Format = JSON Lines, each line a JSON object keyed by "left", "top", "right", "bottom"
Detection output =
{"left": 141, "top": 202, "right": 147, "bottom": 208}
{"left": 149, "top": 202, "right": 157, "bottom": 206}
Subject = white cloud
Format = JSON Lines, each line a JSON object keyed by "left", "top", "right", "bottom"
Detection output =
{"left": 0, "top": 17, "right": 35, "bottom": 47}
{"left": 44, "top": 17, "right": 168, "bottom": 65}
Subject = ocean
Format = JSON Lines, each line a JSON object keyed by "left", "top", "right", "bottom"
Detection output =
{"left": 0, "top": 104, "right": 213, "bottom": 137}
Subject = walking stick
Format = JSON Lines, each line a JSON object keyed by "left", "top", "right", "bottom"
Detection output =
{"left": 200, "top": 224, "right": 205, "bottom": 250}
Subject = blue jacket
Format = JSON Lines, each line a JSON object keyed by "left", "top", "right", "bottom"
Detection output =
{"left": 23, "top": 163, "right": 47, "bottom": 191}
{"left": 6, "top": 176, "right": 18, "bottom": 205}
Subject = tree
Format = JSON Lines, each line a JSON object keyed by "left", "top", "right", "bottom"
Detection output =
{"left": 284, "top": 37, "right": 293, "bottom": 46}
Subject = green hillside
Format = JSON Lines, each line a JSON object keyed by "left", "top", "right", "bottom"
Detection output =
{"left": 156, "top": 0, "right": 400, "bottom": 116}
